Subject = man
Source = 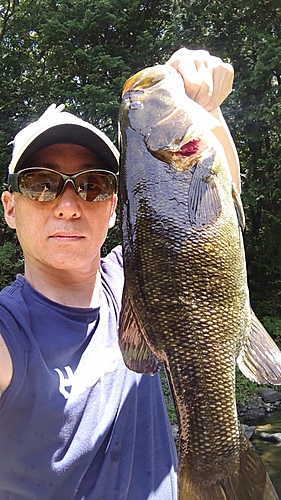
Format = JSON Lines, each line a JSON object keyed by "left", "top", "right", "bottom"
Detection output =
{"left": 0, "top": 49, "right": 238, "bottom": 499}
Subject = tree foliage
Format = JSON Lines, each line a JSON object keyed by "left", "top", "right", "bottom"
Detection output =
{"left": 0, "top": 0, "right": 281, "bottom": 339}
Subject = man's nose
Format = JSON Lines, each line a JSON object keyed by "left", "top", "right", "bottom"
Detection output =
{"left": 53, "top": 182, "right": 82, "bottom": 219}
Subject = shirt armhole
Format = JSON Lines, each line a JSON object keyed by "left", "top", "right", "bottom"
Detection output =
{"left": 0, "top": 307, "right": 28, "bottom": 412}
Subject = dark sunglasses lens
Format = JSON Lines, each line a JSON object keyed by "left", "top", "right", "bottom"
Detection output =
{"left": 75, "top": 172, "right": 116, "bottom": 202}
{"left": 18, "top": 170, "right": 62, "bottom": 201}
{"left": 16, "top": 169, "right": 116, "bottom": 202}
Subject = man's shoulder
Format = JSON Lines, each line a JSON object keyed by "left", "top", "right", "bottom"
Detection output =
{"left": 101, "top": 244, "right": 123, "bottom": 268}
{"left": 0, "top": 276, "right": 25, "bottom": 307}
{"left": 100, "top": 245, "right": 123, "bottom": 280}
{"left": 0, "top": 276, "right": 31, "bottom": 341}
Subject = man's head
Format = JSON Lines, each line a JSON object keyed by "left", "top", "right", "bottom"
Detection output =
{"left": 8, "top": 103, "right": 119, "bottom": 176}
{"left": 7, "top": 103, "right": 119, "bottom": 208}
{"left": 2, "top": 105, "right": 119, "bottom": 278}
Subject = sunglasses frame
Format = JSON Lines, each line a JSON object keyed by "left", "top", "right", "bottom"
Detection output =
{"left": 8, "top": 167, "right": 118, "bottom": 202}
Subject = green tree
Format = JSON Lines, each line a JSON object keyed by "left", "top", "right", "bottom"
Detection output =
{"left": 0, "top": 0, "right": 183, "bottom": 172}
{"left": 185, "top": 1, "right": 281, "bottom": 323}
{"left": 166, "top": 0, "right": 281, "bottom": 325}
{"left": 1, "top": 0, "right": 281, "bottom": 340}
{"left": 0, "top": 0, "right": 184, "bottom": 279}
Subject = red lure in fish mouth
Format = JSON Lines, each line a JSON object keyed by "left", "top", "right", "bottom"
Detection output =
{"left": 178, "top": 138, "right": 201, "bottom": 156}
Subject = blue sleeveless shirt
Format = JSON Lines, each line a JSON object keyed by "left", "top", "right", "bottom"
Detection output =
{"left": 0, "top": 246, "right": 177, "bottom": 499}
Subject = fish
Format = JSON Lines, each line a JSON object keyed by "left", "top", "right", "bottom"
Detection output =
{"left": 118, "top": 64, "right": 281, "bottom": 500}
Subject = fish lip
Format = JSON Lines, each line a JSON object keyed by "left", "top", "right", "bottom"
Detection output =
{"left": 122, "top": 67, "right": 168, "bottom": 95}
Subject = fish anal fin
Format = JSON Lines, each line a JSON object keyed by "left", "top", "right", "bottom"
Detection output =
{"left": 178, "top": 444, "right": 279, "bottom": 500}
{"left": 237, "top": 309, "right": 281, "bottom": 384}
{"left": 119, "top": 285, "right": 159, "bottom": 375}
{"left": 188, "top": 163, "right": 222, "bottom": 228}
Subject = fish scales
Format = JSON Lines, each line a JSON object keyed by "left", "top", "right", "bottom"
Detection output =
{"left": 122, "top": 147, "right": 246, "bottom": 474}
{"left": 118, "top": 64, "right": 281, "bottom": 500}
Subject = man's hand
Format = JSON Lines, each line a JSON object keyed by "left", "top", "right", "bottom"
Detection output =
{"left": 166, "top": 47, "right": 234, "bottom": 112}
{"left": 166, "top": 48, "right": 240, "bottom": 192}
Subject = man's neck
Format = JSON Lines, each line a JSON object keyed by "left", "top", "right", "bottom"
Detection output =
{"left": 24, "top": 265, "right": 102, "bottom": 308}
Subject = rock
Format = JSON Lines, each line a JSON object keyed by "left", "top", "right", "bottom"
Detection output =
{"left": 171, "top": 423, "right": 179, "bottom": 441}
{"left": 240, "top": 407, "right": 266, "bottom": 425}
{"left": 242, "top": 424, "right": 256, "bottom": 440}
{"left": 259, "top": 388, "right": 281, "bottom": 403}
{"left": 237, "top": 402, "right": 247, "bottom": 416}
{"left": 259, "top": 432, "right": 281, "bottom": 444}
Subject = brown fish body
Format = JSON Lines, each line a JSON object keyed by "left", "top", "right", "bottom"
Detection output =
{"left": 118, "top": 65, "right": 281, "bottom": 499}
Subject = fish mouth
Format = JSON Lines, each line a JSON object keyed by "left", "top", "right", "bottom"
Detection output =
{"left": 122, "top": 66, "right": 169, "bottom": 95}
{"left": 121, "top": 66, "right": 177, "bottom": 114}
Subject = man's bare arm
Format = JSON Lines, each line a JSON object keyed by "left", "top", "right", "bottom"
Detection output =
{"left": 0, "top": 334, "right": 13, "bottom": 396}
{"left": 166, "top": 48, "right": 241, "bottom": 193}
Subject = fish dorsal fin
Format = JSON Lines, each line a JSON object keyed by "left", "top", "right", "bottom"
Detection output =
{"left": 232, "top": 182, "right": 246, "bottom": 230}
{"left": 118, "top": 284, "right": 160, "bottom": 375}
{"left": 237, "top": 309, "right": 281, "bottom": 384}
{"left": 188, "top": 163, "right": 222, "bottom": 228}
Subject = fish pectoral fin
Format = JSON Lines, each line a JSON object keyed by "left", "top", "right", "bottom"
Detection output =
{"left": 237, "top": 309, "right": 281, "bottom": 384}
{"left": 232, "top": 182, "right": 246, "bottom": 230}
{"left": 118, "top": 285, "right": 160, "bottom": 375}
{"left": 189, "top": 162, "right": 222, "bottom": 228}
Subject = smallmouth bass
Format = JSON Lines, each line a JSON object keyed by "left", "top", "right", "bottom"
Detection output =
{"left": 118, "top": 64, "right": 281, "bottom": 500}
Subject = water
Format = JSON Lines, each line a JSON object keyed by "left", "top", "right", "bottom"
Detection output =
{"left": 252, "top": 409, "right": 281, "bottom": 497}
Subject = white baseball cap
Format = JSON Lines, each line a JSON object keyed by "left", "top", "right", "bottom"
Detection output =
{"left": 8, "top": 104, "right": 119, "bottom": 175}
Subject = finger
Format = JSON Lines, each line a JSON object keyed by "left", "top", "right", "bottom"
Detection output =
{"left": 166, "top": 48, "right": 204, "bottom": 100}
{"left": 213, "top": 62, "right": 234, "bottom": 107}
{"left": 192, "top": 55, "right": 215, "bottom": 108}
{"left": 194, "top": 58, "right": 234, "bottom": 111}
{"left": 203, "top": 62, "right": 234, "bottom": 111}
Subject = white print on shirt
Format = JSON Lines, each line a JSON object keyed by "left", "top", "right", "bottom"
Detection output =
{"left": 54, "top": 346, "right": 122, "bottom": 400}
{"left": 54, "top": 366, "right": 75, "bottom": 399}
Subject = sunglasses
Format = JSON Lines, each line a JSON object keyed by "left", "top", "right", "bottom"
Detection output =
{"left": 8, "top": 167, "right": 118, "bottom": 202}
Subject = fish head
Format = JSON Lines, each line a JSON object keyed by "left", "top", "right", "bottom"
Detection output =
{"left": 121, "top": 65, "right": 183, "bottom": 130}
{"left": 120, "top": 65, "right": 222, "bottom": 172}
{"left": 119, "top": 65, "right": 245, "bottom": 230}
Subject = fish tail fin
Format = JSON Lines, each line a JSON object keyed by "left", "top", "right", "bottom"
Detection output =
{"left": 178, "top": 445, "right": 279, "bottom": 500}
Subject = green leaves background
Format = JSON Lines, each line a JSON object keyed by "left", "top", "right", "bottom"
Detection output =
{"left": 1, "top": 0, "right": 281, "bottom": 343}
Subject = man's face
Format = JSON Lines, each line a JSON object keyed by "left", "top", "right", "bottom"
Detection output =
{"left": 2, "top": 143, "right": 117, "bottom": 276}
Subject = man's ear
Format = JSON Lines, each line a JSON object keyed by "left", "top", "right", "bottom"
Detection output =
{"left": 108, "top": 194, "right": 117, "bottom": 229}
{"left": 1, "top": 191, "right": 16, "bottom": 229}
